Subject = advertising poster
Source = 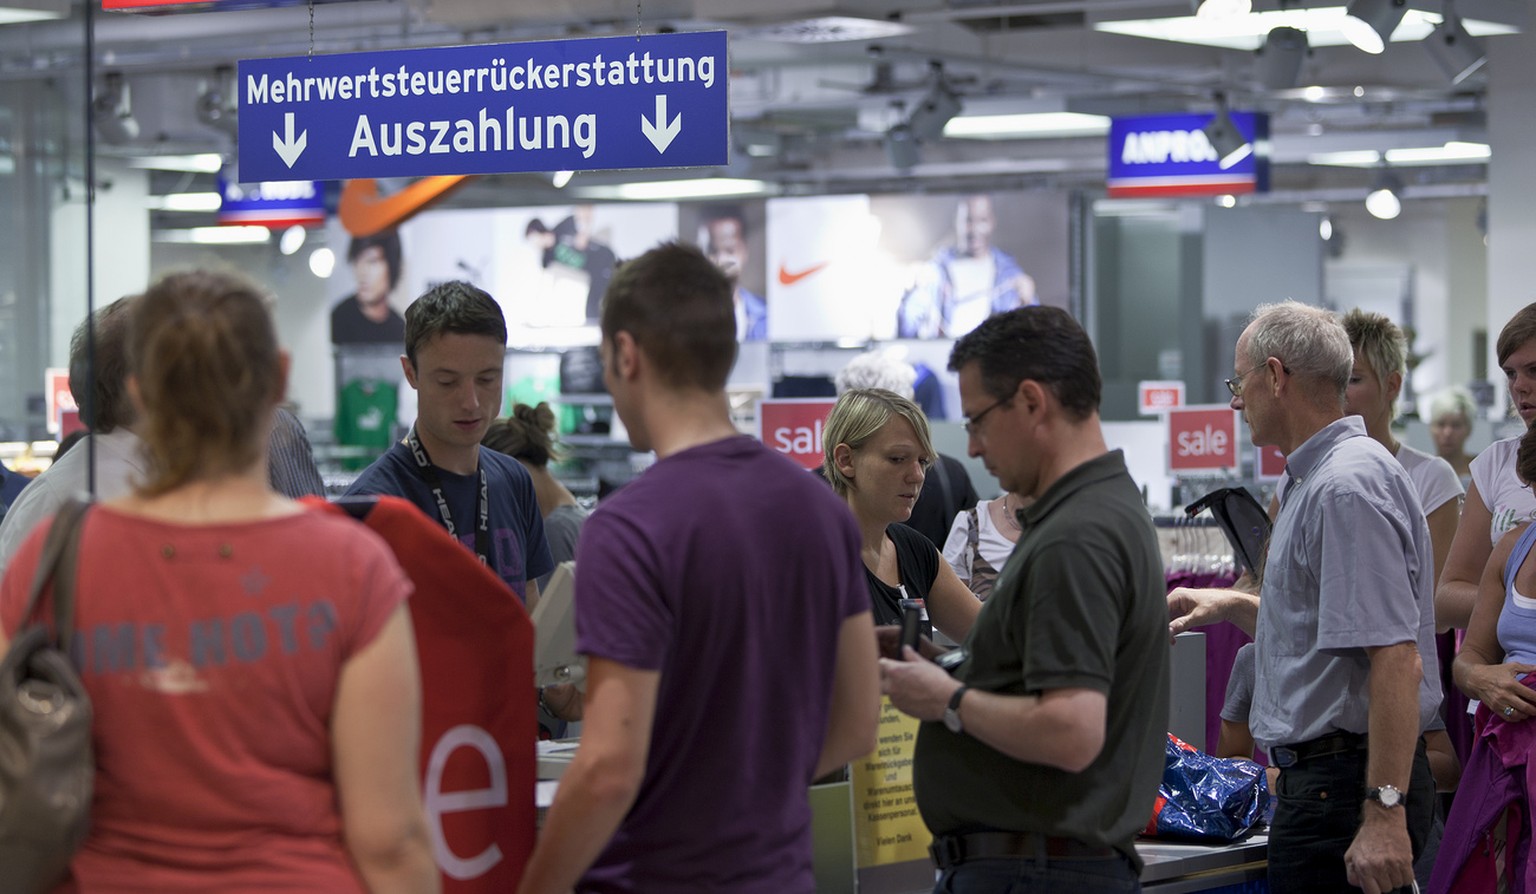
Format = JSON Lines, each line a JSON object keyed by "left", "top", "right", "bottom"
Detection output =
{"left": 678, "top": 201, "right": 769, "bottom": 342}
{"left": 766, "top": 195, "right": 903, "bottom": 343}
{"left": 492, "top": 203, "right": 677, "bottom": 338}
{"left": 871, "top": 190, "right": 1071, "bottom": 341}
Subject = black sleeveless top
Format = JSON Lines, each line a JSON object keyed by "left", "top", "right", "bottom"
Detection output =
{"left": 863, "top": 523, "right": 940, "bottom": 626}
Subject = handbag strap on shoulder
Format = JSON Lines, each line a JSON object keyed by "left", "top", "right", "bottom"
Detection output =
{"left": 21, "top": 496, "right": 92, "bottom": 643}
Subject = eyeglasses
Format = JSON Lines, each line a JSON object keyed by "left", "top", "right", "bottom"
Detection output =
{"left": 1224, "top": 360, "right": 1289, "bottom": 397}
{"left": 963, "top": 395, "right": 1013, "bottom": 435}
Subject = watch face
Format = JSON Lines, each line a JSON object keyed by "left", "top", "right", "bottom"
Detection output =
{"left": 1372, "top": 786, "right": 1402, "bottom": 808}
{"left": 943, "top": 710, "right": 962, "bottom": 734}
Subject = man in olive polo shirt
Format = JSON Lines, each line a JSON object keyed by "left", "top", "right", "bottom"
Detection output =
{"left": 881, "top": 306, "right": 1169, "bottom": 893}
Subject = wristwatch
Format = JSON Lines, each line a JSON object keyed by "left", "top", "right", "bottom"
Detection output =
{"left": 1366, "top": 784, "right": 1404, "bottom": 809}
{"left": 943, "top": 685, "right": 969, "bottom": 734}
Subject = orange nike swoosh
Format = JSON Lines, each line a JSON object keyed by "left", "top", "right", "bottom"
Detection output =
{"left": 339, "top": 176, "right": 472, "bottom": 237}
{"left": 777, "top": 261, "right": 830, "bottom": 286}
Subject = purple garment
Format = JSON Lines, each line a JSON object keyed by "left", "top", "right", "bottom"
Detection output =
{"left": 1430, "top": 680, "right": 1536, "bottom": 894}
{"left": 574, "top": 436, "right": 867, "bottom": 894}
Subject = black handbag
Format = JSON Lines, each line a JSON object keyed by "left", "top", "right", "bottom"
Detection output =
{"left": 0, "top": 498, "right": 94, "bottom": 893}
{"left": 1185, "top": 486, "right": 1272, "bottom": 581}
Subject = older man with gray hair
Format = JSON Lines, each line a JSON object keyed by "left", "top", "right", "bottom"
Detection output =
{"left": 1169, "top": 301, "right": 1439, "bottom": 894}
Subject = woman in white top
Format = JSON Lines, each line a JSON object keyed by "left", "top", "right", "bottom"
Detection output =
{"left": 1342, "top": 310, "right": 1463, "bottom": 587}
{"left": 1438, "top": 302, "right": 1536, "bottom": 631}
{"left": 941, "top": 492, "right": 1029, "bottom": 600}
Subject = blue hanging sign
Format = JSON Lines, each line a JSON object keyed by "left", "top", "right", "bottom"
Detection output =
{"left": 1107, "top": 112, "right": 1269, "bottom": 198}
{"left": 238, "top": 30, "right": 729, "bottom": 182}
{"left": 216, "top": 175, "right": 326, "bottom": 227}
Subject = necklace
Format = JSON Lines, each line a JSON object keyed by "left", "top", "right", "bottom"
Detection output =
{"left": 1002, "top": 495, "right": 1021, "bottom": 531}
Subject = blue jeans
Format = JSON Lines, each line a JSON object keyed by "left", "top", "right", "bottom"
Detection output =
{"left": 934, "top": 855, "right": 1141, "bottom": 894}
{"left": 1267, "top": 739, "right": 1435, "bottom": 894}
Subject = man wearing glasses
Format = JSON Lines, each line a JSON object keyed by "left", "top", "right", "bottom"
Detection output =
{"left": 1169, "top": 301, "right": 1439, "bottom": 894}
{"left": 880, "top": 306, "right": 1170, "bottom": 893}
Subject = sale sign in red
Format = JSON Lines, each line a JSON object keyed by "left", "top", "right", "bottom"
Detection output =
{"left": 1137, "top": 380, "right": 1186, "bottom": 416}
{"left": 1167, "top": 406, "right": 1240, "bottom": 473}
{"left": 1255, "top": 444, "right": 1287, "bottom": 479}
{"left": 757, "top": 398, "right": 838, "bottom": 471}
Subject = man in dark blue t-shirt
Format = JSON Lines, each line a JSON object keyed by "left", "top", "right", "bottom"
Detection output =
{"left": 346, "top": 280, "right": 552, "bottom": 603}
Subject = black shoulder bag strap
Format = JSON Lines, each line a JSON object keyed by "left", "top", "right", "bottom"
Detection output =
{"left": 21, "top": 497, "right": 93, "bottom": 643}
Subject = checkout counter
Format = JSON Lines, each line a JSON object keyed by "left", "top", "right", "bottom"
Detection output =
{"left": 535, "top": 624, "right": 1271, "bottom": 893}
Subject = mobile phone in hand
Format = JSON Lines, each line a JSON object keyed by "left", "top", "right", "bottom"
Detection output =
{"left": 900, "top": 605, "right": 922, "bottom": 656}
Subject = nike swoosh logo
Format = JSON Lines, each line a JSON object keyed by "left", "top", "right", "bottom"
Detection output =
{"left": 339, "top": 176, "right": 471, "bottom": 237}
{"left": 777, "top": 261, "right": 830, "bottom": 286}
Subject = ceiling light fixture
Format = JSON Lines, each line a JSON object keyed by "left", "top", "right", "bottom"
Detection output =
{"left": 551, "top": 170, "right": 575, "bottom": 189}
{"left": 279, "top": 225, "right": 307, "bottom": 256}
{"left": 944, "top": 112, "right": 1111, "bottom": 140}
{"left": 309, "top": 247, "right": 336, "bottom": 277}
{"left": 1424, "top": 9, "right": 1488, "bottom": 84}
{"left": 0, "top": 0, "right": 68, "bottom": 25}
{"left": 1197, "top": 0, "right": 1251, "bottom": 18}
{"left": 91, "top": 73, "right": 139, "bottom": 145}
{"left": 127, "top": 154, "right": 225, "bottom": 173}
{"left": 1365, "top": 167, "right": 1404, "bottom": 219}
{"left": 575, "top": 178, "right": 771, "bottom": 201}
{"left": 145, "top": 192, "right": 222, "bottom": 212}
{"left": 1308, "top": 141, "right": 1490, "bottom": 167}
{"left": 1340, "top": 0, "right": 1408, "bottom": 54}
{"left": 1093, "top": 7, "right": 1514, "bottom": 52}
{"left": 1255, "top": 26, "right": 1308, "bottom": 91}
{"left": 1202, "top": 98, "right": 1252, "bottom": 170}
{"left": 153, "top": 226, "right": 271, "bottom": 245}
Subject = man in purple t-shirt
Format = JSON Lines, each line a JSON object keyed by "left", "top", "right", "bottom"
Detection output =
{"left": 517, "top": 243, "right": 880, "bottom": 894}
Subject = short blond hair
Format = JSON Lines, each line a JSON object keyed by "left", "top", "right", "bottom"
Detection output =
{"left": 1341, "top": 308, "right": 1407, "bottom": 387}
{"left": 822, "top": 388, "right": 935, "bottom": 499}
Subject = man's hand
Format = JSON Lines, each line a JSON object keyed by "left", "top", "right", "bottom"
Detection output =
{"left": 874, "top": 624, "right": 949, "bottom": 662}
{"left": 1167, "top": 587, "right": 1258, "bottom": 640}
{"left": 879, "top": 646, "right": 959, "bottom": 721}
{"left": 1344, "top": 808, "right": 1414, "bottom": 894}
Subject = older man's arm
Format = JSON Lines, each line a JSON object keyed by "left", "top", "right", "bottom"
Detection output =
{"left": 1343, "top": 642, "right": 1422, "bottom": 894}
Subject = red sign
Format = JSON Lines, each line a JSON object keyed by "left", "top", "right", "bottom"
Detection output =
{"left": 1256, "top": 444, "right": 1287, "bottom": 479}
{"left": 758, "top": 398, "right": 837, "bottom": 471}
{"left": 44, "top": 368, "right": 76, "bottom": 436}
{"left": 1138, "top": 380, "right": 1185, "bottom": 416}
{"left": 1167, "top": 406, "right": 1240, "bottom": 473}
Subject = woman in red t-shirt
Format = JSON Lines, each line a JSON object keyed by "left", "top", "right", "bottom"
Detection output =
{"left": 0, "top": 270, "right": 438, "bottom": 893}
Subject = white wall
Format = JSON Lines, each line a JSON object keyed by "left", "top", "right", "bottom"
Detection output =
{"left": 1324, "top": 197, "right": 1486, "bottom": 408}
{"left": 150, "top": 238, "right": 335, "bottom": 419}
{"left": 50, "top": 158, "right": 150, "bottom": 369}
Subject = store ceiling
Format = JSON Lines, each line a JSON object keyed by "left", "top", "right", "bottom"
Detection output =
{"left": 0, "top": 0, "right": 1523, "bottom": 210}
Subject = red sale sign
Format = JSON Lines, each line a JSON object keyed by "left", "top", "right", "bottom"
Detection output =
{"left": 1256, "top": 444, "right": 1288, "bottom": 480}
{"left": 1138, "top": 380, "right": 1186, "bottom": 416}
{"left": 757, "top": 398, "right": 838, "bottom": 471}
{"left": 45, "top": 368, "right": 76, "bottom": 436}
{"left": 1167, "top": 406, "right": 1240, "bottom": 473}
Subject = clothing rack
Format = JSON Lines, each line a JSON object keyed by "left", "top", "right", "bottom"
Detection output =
{"left": 1153, "top": 515, "right": 1235, "bottom": 579}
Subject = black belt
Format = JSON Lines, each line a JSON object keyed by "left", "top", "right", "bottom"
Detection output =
{"left": 929, "top": 831, "right": 1118, "bottom": 868}
{"left": 1269, "top": 730, "right": 1368, "bottom": 769}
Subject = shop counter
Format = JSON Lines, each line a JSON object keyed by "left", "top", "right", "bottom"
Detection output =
{"left": 1138, "top": 833, "right": 1268, "bottom": 893}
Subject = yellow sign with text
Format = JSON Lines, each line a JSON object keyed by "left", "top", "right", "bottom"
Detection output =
{"left": 851, "top": 697, "right": 930, "bottom": 868}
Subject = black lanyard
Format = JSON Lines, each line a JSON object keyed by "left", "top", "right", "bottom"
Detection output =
{"left": 405, "top": 426, "right": 490, "bottom": 565}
